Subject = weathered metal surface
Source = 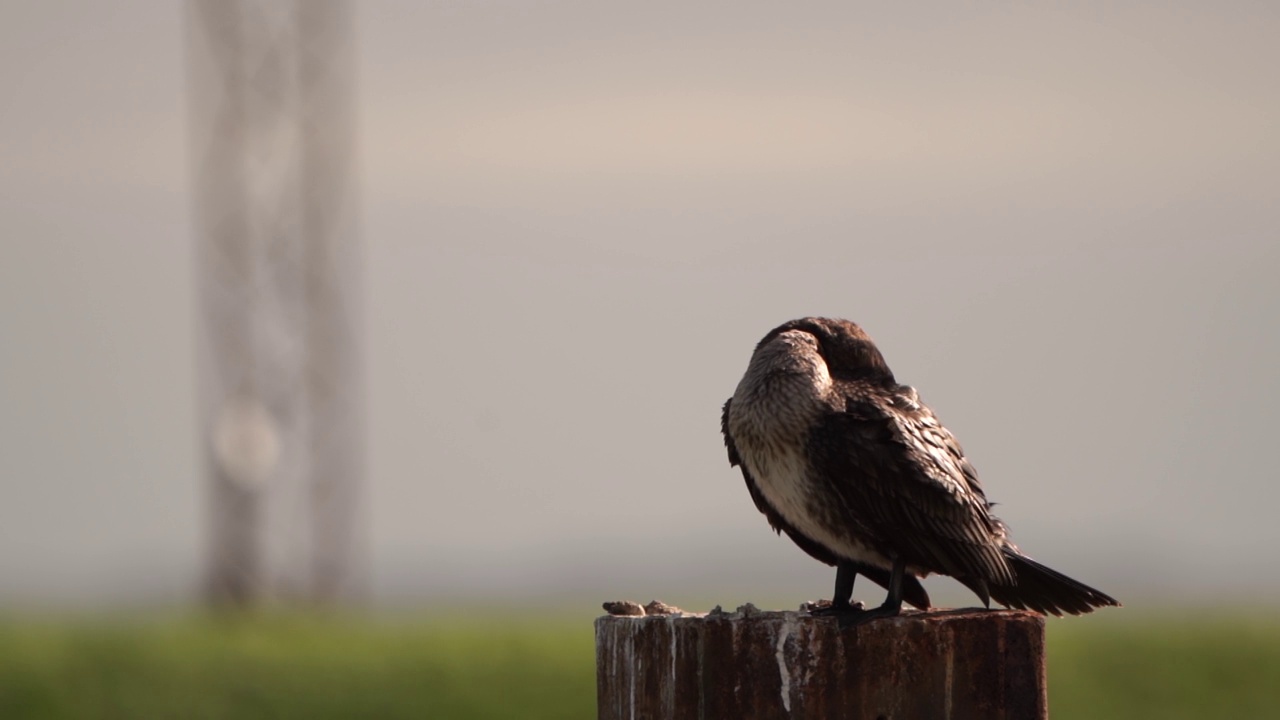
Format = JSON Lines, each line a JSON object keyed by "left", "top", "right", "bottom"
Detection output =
{"left": 596, "top": 605, "right": 1046, "bottom": 720}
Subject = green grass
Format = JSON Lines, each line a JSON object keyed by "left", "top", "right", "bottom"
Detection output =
{"left": 0, "top": 612, "right": 597, "bottom": 720}
{"left": 0, "top": 611, "right": 1277, "bottom": 719}
{"left": 1048, "top": 613, "right": 1280, "bottom": 720}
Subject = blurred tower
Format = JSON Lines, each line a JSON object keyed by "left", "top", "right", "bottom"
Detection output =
{"left": 187, "top": 0, "right": 363, "bottom": 605}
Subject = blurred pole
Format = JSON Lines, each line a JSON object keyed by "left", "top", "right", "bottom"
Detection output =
{"left": 296, "top": 0, "right": 363, "bottom": 604}
{"left": 187, "top": 0, "right": 363, "bottom": 606}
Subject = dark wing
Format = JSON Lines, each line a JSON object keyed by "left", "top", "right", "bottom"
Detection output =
{"left": 721, "top": 398, "right": 931, "bottom": 609}
{"left": 809, "top": 383, "right": 1014, "bottom": 598}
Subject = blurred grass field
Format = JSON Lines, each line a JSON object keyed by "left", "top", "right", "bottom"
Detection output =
{"left": 1, "top": 610, "right": 1277, "bottom": 719}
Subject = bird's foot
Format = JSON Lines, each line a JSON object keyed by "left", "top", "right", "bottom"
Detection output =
{"left": 808, "top": 599, "right": 902, "bottom": 629}
{"left": 805, "top": 598, "right": 866, "bottom": 616}
{"left": 835, "top": 603, "right": 903, "bottom": 629}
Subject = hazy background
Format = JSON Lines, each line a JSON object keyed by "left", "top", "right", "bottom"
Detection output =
{"left": 2, "top": 1, "right": 1277, "bottom": 612}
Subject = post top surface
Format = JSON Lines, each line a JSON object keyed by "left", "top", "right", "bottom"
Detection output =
{"left": 598, "top": 601, "right": 1044, "bottom": 628}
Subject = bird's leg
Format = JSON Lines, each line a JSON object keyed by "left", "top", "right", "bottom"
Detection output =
{"left": 808, "top": 561, "right": 866, "bottom": 616}
{"left": 834, "top": 557, "right": 908, "bottom": 629}
{"left": 830, "top": 560, "right": 863, "bottom": 611}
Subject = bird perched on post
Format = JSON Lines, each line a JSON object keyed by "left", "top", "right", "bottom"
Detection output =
{"left": 721, "top": 317, "right": 1118, "bottom": 625}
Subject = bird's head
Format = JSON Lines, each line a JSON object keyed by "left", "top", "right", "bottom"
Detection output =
{"left": 755, "top": 317, "right": 895, "bottom": 384}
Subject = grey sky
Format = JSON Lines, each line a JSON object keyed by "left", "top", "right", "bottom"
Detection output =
{"left": 1, "top": 1, "right": 1278, "bottom": 609}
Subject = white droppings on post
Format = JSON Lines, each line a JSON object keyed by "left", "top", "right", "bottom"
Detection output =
{"left": 668, "top": 616, "right": 677, "bottom": 715}
{"left": 776, "top": 613, "right": 795, "bottom": 714}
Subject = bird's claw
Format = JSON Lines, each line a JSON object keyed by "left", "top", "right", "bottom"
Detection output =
{"left": 834, "top": 604, "right": 902, "bottom": 630}
{"left": 805, "top": 599, "right": 866, "bottom": 616}
{"left": 807, "top": 599, "right": 903, "bottom": 629}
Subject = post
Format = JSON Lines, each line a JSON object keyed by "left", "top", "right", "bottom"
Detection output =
{"left": 596, "top": 605, "right": 1046, "bottom": 720}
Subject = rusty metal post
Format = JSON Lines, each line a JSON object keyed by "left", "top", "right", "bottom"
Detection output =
{"left": 596, "top": 606, "right": 1046, "bottom": 720}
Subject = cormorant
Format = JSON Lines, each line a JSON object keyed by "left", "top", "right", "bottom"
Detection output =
{"left": 722, "top": 317, "right": 1119, "bottom": 625}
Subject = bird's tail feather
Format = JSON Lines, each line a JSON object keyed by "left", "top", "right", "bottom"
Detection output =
{"left": 989, "top": 548, "right": 1120, "bottom": 616}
